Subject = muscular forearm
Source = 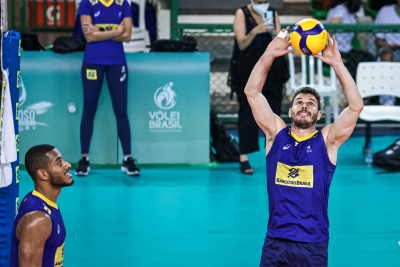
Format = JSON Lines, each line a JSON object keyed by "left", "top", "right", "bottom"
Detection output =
{"left": 332, "top": 62, "right": 363, "bottom": 112}
{"left": 86, "top": 30, "right": 122, "bottom": 43}
{"left": 244, "top": 53, "right": 274, "bottom": 96}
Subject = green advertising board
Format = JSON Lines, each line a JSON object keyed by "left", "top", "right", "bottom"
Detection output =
{"left": 19, "top": 52, "right": 210, "bottom": 165}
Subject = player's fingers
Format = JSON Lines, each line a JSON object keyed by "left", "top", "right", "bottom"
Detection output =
{"left": 326, "top": 33, "right": 331, "bottom": 46}
{"left": 313, "top": 54, "right": 323, "bottom": 61}
{"left": 332, "top": 35, "right": 337, "bottom": 46}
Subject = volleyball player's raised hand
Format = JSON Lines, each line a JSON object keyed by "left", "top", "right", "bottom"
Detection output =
{"left": 265, "top": 27, "right": 293, "bottom": 58}
{"left": 314, "top": 34, "right": 343, "bottom": 68}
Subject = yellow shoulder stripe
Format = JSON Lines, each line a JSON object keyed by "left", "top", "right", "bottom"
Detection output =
{"left": 291, "top": 130, "right": 318, "bottom": 142}
{"left": 32, "top": 190, "right": 58, "bottom": 210}
{"left": 89, "top": 0, "right": 99, "bottom": 5}
{"left": 116, "top": 0, "right": 124, "bottom": 6}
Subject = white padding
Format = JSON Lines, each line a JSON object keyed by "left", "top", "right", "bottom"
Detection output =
{"left": 277, "top": 30, "right": 288, "bottom": 39}
{"left": 359, "top": 106, "right": 400, "bottom": 122}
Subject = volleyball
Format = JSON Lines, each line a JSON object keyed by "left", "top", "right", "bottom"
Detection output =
{"left": 290, "top": 18, "right": 328, "bottom": 55}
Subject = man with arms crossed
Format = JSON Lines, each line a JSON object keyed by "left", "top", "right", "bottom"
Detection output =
{"left": 10, "top": 145, "right": 74, "bottom": 267}
{"left": 245, "top": 28, "right": 363, "bottom": 266}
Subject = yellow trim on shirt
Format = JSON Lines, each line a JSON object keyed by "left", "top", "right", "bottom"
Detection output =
{"left": 94, "top": 24, "right": 119, "bottom": 31}
{"left": 32, "top": 190, "right": 58, "bottom": 210}
{"left": 99, "top": 0, "right": 114, "bottom": 7}
{"left": 291, "top": 130, "right": 318, "bottom": 142}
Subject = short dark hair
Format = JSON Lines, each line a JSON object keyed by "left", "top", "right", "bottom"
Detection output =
{"left": 331, "top": 0, "right": 361, "bottom": 13}
{"left": 291, "top": 87, "right": 322, "bottom": 111}
{"left": 25, "top": 145, "right": 55, "bottom": 179}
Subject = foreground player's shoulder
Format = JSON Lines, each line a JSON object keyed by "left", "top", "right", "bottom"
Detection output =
{"left": 16, "top": 211, "right": 52, "bottom": 240}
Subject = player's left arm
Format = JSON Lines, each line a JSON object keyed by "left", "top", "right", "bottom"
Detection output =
{"left": 112, "top": 17, "right": 132, "bottom": 43}
{"left": 314, "top": 35, "right": 364, "bottom": 162}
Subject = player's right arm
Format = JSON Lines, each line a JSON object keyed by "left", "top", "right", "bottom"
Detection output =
{"left": 16, "top": 211, "right": 52, "bottom": 267}
{"left": 244, "top": 28, "right": 292, "bottom": 138}
{"left": 81, "top": 15, "right": 124, "bottom": 43}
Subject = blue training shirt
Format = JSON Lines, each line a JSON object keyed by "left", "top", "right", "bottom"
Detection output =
{"left": 266, "top": 127, "right": 336, "bottom": 242}
{"left": 78, "top": 0, "right": 132, "bottom": 65}
{"left": 10, "top": 190, "right": 66, "bottom": 267}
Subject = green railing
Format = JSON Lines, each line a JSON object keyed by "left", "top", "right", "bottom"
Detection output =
{"left": 11, "top": 0, "right": 75, "bottom": 30}
{"left": 171, "top": 23, "right": 400, "bottom": 39}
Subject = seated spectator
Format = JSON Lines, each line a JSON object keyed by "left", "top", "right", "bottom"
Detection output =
{"left": 326, "top": 0, "right": 374, "bottom": 79}
{"left": 375, "top": 0, "right": 400, "bottom": 105}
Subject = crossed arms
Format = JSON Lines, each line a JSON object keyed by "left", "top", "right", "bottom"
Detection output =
{"left": 80, "top": 15, "right": 132, "bottom": 43}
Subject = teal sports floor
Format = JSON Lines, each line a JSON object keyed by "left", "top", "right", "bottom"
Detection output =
{"left": 19, "top": 136, "right": 400, "bottom": 266}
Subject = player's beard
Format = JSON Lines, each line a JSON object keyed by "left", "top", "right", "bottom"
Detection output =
{"left": 49, "top": 173, "right": 74, "bottom": 187}
{"left": 291, "top": 110, "right": 318, "bottom": 129}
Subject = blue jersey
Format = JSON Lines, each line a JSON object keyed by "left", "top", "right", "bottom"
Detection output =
{"left": 10, "top": 191, "right": 66, "bottom": 267}
{"left": 78, "top": 0, "right": 132, "bottom": 65}
{"left": 266, "top": 127, "right": 336, "bottom": 242}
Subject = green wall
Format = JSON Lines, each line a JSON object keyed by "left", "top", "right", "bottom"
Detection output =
{"left": 19, "top": 52, "right": 210, "bottom": 165}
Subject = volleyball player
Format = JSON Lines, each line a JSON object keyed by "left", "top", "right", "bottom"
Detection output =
{"left": 75, "top": 0, "right": 140, "bottom": 176}
{"left": 245, "top": 29, "right": 364, "bottom": 266}
{"left": 10, "top": 145, "right": 73, "bottom": 267}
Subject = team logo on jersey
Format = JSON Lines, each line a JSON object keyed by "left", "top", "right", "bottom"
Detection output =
{"left": 288, "top": 168, "right": 300, "bottom": 179}
{"left": 87, "top": 69, "right": 97, "bottom": 80}
{"left": 283, "top": 144, "right": 291, "bottom": 150}
{"left": 307, "top": 145, "right": 312, "bottom": 153}
{"left": 94, "top": 11, "right": 100, "bottom": 17}
{"left": 116, "top": 0, "right": 124, "bottom": 6}
{"left": 275, "top": 162, "right": 314, "bottom": 188}
{"left": 95, "top": 24, "right": 118, "bottom": 31}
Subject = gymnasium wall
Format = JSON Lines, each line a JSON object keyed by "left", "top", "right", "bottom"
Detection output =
{"left": 19, "top": 52, "right": 210, "bottom": 165}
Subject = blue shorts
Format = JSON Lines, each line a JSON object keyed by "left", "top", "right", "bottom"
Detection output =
{"left": 260, "top": 237, "right": 329, "bottom": 267}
